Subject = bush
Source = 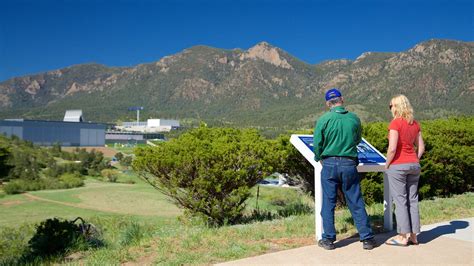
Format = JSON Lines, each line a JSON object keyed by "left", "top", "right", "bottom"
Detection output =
{"left": 59, "top": 173, "right": 84, "bottom": 188}
{"left": 360, "top": 173, "right": 384, "bottom": 205}
{"left": 114, "top": 152, "right": 124, "bottom": 161}
{"left": 27, "top": 218, "right": 85, "bottom": 257}
{"left": 120, "top": 156, "right": 133, "bottom": 168}
{"left": 3, "top": 179, "right": 40, "bottom": 194}
{"left": 43, "top": 163, "right": 83, "bottom": 178}
{"left": 133, "top": 126, "right": 277, "bottom": 226}
{"left": 3, "top": 175, "right": 84, "bottom": 194}
{"left": 0, "top": 224, "right": 35, "bottom": 265}
{"left": 100, "top": 169, "right": 119, "bottom": 183}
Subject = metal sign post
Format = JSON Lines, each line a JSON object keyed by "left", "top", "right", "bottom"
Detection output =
{"left": 290, "top": 135, "right": 390, "bottom": 242}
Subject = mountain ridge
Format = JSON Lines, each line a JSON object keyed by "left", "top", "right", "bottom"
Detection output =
{"left": 0, "top": 39, "right": 472, "bottom": 127}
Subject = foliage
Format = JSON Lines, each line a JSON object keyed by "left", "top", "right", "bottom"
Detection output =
{"left": 59, "top": 173, "right": 85, "bottom": 188}
{"left": 0, "top": 136, "right": 108, "bottom": 193}
{"left": 271, "top": 132, "right": 314, "bottom": 195}
{"left": 119, "top": 221, "right": 146, "bottom": 246}
{"left": 275, "top": 117, "right": 473, "bottom": 204}
{"left": 120, "top": 156, "right": 133, "bottom": 168}
{"left": 101, "top": 169, "right": 120, "bottom": 183}
{"left": 419, "top": 117, "right": 474, "bottom": 198}
{"left": 0, "top": 145, "right": 12, "bottom": 182}
{"left": 114, "top": 152, "right": 124, "bottom": 161}
{"left": 3, "top": 175, "right": 84, "bottom": 194}
{"left": 133, "top": 126, "right": 277, "bottom": 226}
{"left": 27, "top": 218, "right": 86, "bottom": 257}
{"left": 0, "top": 224, "right": 35, "bottom": 265}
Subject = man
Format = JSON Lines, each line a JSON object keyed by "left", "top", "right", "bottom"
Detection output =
{"left": 313, "top": 88, "right": 376, "bottom": 250}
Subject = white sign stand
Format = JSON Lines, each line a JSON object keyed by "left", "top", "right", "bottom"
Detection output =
{"left": 290, "top": 134, "right": 390, "bottom": 242}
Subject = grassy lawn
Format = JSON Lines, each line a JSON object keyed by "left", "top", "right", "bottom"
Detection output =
{"left": 106, "top": 143, "right": 148, "bottom": 155}
{"left": 1, "top": 173, "right": 473, "bottom": 265}
{"left": 83, "top": 193, "right": 474, "bottom": 265}
{"left": 0, "top": 175, "right": 180, "bottom": 227}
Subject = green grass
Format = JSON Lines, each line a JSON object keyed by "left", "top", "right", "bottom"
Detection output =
{"left": 1, "top": 174, "right": 472, "bottom": 265}
{"left": 83, "top": 193, "right": 474, "bottom": 265}
{"left": 0, "top": 175, "right": 180, "bottom": 227}
{"left": 106, "top": 144, "right": 147, "bottom": 155}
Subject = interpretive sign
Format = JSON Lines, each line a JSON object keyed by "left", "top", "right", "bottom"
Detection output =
{"left": 290, "top": 134, "right": 391, "bottom": 241}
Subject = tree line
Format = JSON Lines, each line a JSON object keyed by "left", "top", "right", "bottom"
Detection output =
{"left": 0, "top": 136, "right": 109, "bottom": 194}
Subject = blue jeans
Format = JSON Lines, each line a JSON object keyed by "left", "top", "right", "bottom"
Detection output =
{"left": 320, "top": 157, "right": 373, "bottom": 241}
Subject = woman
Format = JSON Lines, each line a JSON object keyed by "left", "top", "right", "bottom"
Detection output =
{"left": 385, "top": 95, "right": 425, "bottom": 246}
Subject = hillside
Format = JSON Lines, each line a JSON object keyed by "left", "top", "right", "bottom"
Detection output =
{"left": 0, "top": 39, "right": 472, "bottom": 127}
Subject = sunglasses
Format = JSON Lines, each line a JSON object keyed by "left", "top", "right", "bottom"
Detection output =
{"left": 389, "top": 104, "right": 393, "bottom": 110}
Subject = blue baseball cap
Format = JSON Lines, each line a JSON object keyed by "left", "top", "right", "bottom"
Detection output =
{"left": 325, "top": 88, "right": 342, "bottom": 101}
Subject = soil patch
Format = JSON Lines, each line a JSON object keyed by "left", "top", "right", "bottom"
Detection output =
{"left": 1, "top": 200, "right": 24, "bottom": 206}
{"left": 62, "top": 146, "right": 118, "bottom": 157}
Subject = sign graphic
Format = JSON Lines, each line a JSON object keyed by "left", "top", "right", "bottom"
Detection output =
{"left": 297, "top": 136, "right": 385, "bottom": 164}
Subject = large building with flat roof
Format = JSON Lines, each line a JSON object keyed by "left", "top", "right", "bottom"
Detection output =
{"left": 0, "top": 110, "right": 106, "bottom": 146}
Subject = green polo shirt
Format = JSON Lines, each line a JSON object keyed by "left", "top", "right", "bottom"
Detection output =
{"left": 313, "top": 106, "right": 361, "bottom": 161}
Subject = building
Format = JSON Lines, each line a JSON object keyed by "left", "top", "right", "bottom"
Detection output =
{"left": 63, "top": 110, "right": 84, "bottom": 122}
{"left": 0, "top": 110, "right": 106, "bottom": 146}
{"left": 105, "top": 131, "right": 164, "bottom": 144}
{"left": 119, "top": 119, "right": 180, "bottom": 132}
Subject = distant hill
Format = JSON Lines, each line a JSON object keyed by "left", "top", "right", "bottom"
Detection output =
{"left": 0, "top": 39, "right": 472, "bottom": 128}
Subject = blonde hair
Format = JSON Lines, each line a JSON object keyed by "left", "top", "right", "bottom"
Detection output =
{"left": 390, "top": 94, "right": 414, "bottom": 124}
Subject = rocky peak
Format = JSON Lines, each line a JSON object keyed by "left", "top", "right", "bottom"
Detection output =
{"left": 354, "top": 52, "right": 373, "bottom": 63}
{"left": 240, "top": 42, "right": 293, "bottom": 69}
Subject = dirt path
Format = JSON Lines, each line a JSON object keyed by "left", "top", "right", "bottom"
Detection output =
{"left": 23, "top": 193, "right": 125, "bottom": 214}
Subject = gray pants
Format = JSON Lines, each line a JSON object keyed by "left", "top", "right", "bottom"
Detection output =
{"left": 386, "top": 163, "right": 421, "bottom": 234}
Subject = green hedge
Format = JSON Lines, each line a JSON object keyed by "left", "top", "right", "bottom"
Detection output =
{"left": 3, "top": 174, "right": 84, "bottom": 194}
{"left": 279, "top": 117, "right": 473, "bottom": 205}
{"left": 359, "top": 117, "right": 473, "bottom": 204}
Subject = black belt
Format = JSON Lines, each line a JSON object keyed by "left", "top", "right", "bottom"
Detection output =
{"left": 322, "top": 156, "right": 358, "bottom": 162}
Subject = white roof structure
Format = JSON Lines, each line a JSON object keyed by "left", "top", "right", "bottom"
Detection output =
{"left": 63, "top": 110, "right": 84, "bottom": 122}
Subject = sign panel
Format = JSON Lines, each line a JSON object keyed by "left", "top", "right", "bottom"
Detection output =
{"left": 297, "top": 136, "right": 386, "bottom": 164}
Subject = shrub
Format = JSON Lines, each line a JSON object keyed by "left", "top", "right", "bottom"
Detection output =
{"left": 360, "top": 173, "right": 384, "bottom": 205}
{"left": 0, "top": 224, "right": 35, "bottom": 265}
{"left": 43, "top": 163, "right": 83, "bottom": 178}
{"left": 3, "top": 180, "right": 24, "bottom": 194}
{"left": 120, "top": 156, "right": 133, "bottom": 168}
{"left": 3, "top": 179, "right": 43, "bottom": 194}
{"left": 3, "top": 175, "right": 84, "bottom": 194}
{"left": 133, "top": 126, "right": 277, "bottom": 226}
{"left": 27, "top": 218, "right": 85, "bottom": 257}
{"left": 59, "top": 173, "right": 84, "bottom": 188}
{"left": 114, "top": 152, "right": 124, "bottom": 161}
{"left": 100, "top": 169, "right": 119, "bottom": 183}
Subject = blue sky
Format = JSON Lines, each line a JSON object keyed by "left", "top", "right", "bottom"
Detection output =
{"left": 0, "top": 0, "right": 472, "bottom": 81}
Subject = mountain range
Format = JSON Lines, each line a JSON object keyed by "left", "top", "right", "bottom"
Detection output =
{"left": 0, "top": 39, "right": 472, "bottom": 128}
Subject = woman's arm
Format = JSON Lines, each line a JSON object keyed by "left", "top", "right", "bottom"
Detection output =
{"left": 385, "top": 129, "right": 399, "bottom": 169}
{"left": 416, "top": 131, "right": 425, "bottom": 159}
